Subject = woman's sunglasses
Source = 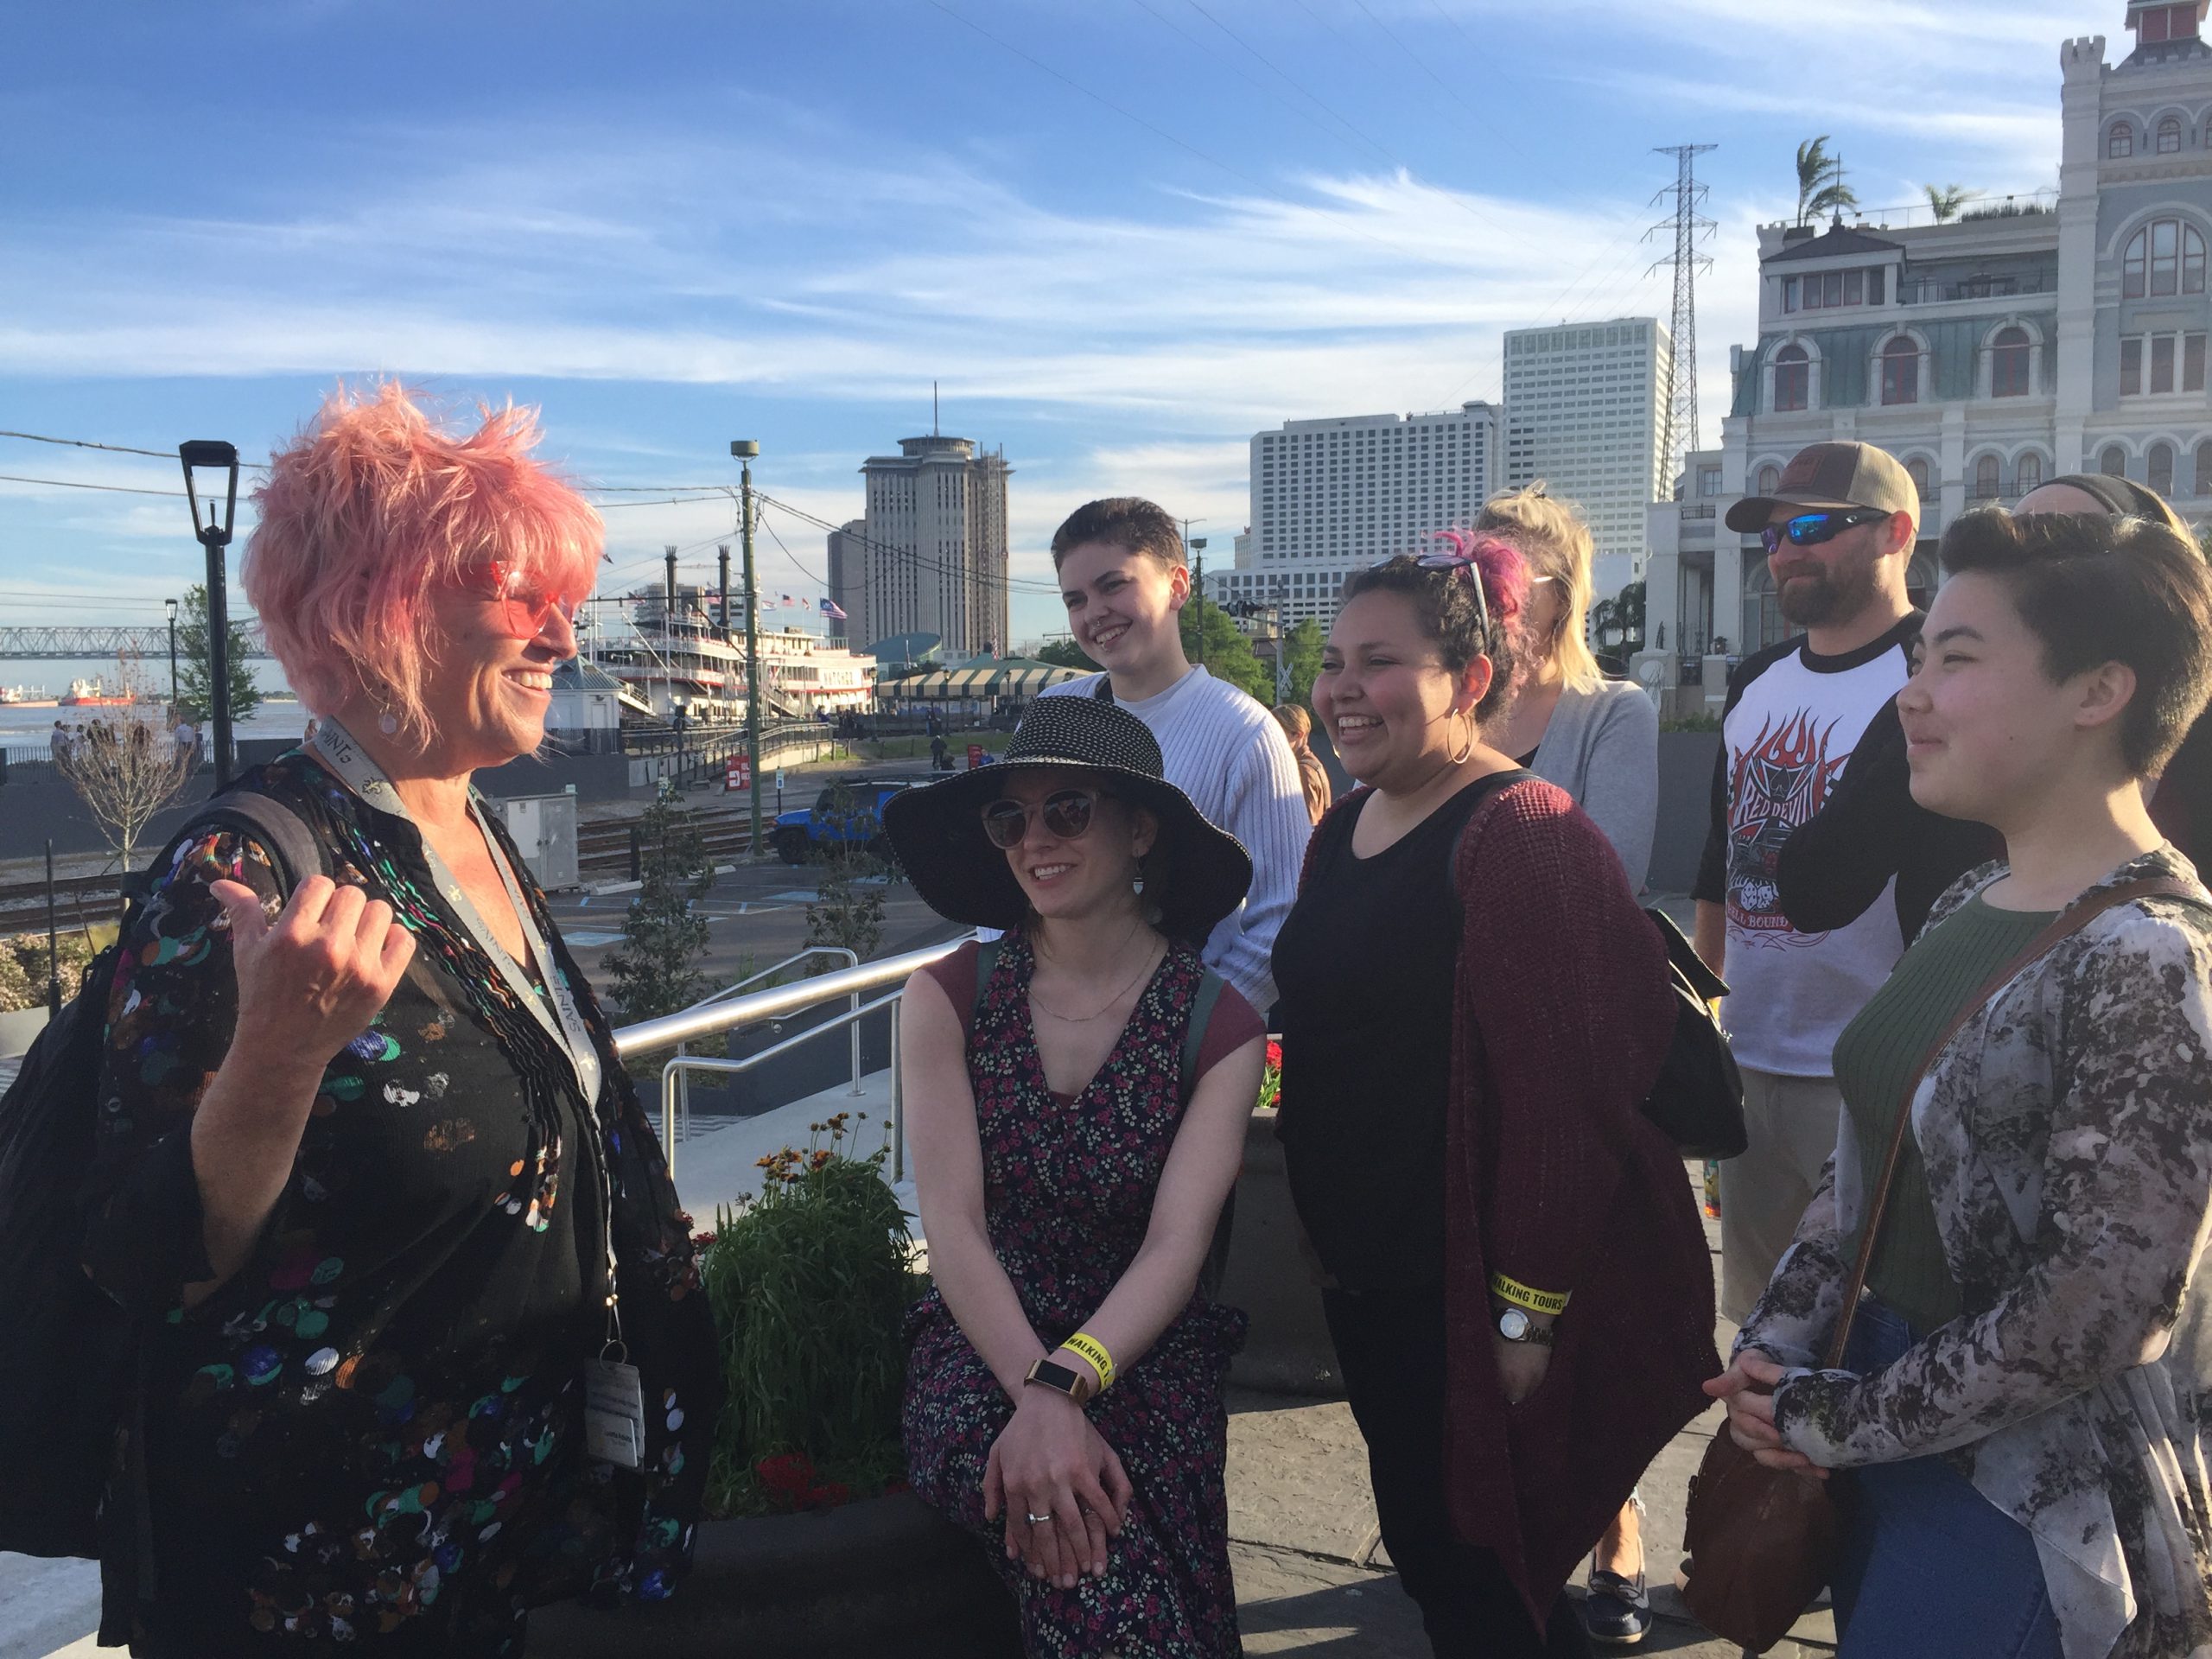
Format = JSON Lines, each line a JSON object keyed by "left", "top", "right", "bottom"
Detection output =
{"left": 1410, "top": 550, "right": 1492, "bottom": 632}
{"left": 981, "top": 788, "right": 1107, "bottom": 849}
{"left": 1758, "top": 508, "right": 1891, "bottom": 556}
{"left": 467, "top": 560, "right": 584, "bottom": 640}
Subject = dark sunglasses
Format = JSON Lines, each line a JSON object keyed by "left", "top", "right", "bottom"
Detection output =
{"left": 981, "top": 788, "right": 1109, "bottom": 849}
{"left": 1760, "top": 508, "right": 1891, "bottom": 556}
{"left": 1409, "top": 550, "right": 1491, "bottom": 632}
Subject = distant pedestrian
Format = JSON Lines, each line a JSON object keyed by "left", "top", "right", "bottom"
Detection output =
{"left": 50, "top": 717, "right": 70, "bottom": 762}
{"left": 1696, "top": 442, "right": 1924, "bottom": 1326}
{"left": 171, "top": 716, "right": 196, "bottom": 764}
{"left": 1276, "top": 537, "right": 1714, "bottom": 1658}
{"left": 1712, "top": 507, "right": 2212, "bottom": 1659}
{"left": 888, "top": 696, "right": 1264, "bottom": 1658}
{"left": 1043, "top": 497, "right": 1310, "bottom": 1013}
{"left": 1270, "top": 703, "right": 1332, "bottom": 825}
{"left": 80, "top": 382, "right": 718, "bottom": 1652}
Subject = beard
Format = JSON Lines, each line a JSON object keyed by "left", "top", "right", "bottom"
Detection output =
{"left": 1773, "top": 550, "right": 1879, "bottom": 626}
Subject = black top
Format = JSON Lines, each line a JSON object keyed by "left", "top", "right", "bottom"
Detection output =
{"left": 1688, "top": 615, "right": 1991, "bottom": 943}
{"left": 1273, "top": 770, "right": 1522, "bottom": 1292}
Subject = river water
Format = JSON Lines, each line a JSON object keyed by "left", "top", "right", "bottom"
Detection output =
{"left": 0, "top": 658, "right": 299, "bottom": 751}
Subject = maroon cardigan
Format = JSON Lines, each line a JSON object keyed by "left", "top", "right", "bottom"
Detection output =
{"left": 1302, "top": 777, "right": 1717, "bottom": 1624}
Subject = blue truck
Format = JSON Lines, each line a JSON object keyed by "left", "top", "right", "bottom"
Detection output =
{"left": 768, "top": 777, "right": 914, "bottom": 866}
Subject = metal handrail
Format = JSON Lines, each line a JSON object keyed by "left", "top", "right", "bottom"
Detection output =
{"left": 661, "top": 988, "right": 906, "bottom": 1167}
{"left": 671, "top": 947, "right": 862, "bottom": 1122}
{"left": 611, "top": 937, "right": 970, "bottom": 1183}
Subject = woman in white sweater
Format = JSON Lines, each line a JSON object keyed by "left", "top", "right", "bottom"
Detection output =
{"left": 1473, "top": 483, "right": 1662, "bottom": 1647}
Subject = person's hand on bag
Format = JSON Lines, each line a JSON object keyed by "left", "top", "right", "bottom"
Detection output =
{"left": 1704, "top": 1352, "right": 1827, "bottom": 1478}
{"left": 211, "top": 875, "right": 416, "bottom": 1069}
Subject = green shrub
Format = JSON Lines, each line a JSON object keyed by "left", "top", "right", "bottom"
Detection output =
{"left": 0, "top": 944, "right": 34, "bottom": 1014}
{"left": 0, "top": 929, "right": 105, "bottom": 1014}
{"left": 697, "top": 1113, "right": 920, "bottom": 1516}
{"left": 1661, "top": 712, "right": 1723, "bottom": 733}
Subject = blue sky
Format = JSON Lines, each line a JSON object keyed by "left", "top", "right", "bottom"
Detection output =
{"left": 3, "top": 0, "right": 2088, "bottom": 648}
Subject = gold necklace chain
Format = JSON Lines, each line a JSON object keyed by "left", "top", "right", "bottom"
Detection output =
{"left": 1029, "top": 932, "right": 1162, "bottom": 1023}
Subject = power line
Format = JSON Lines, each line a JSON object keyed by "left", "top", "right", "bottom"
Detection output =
{"left": 0, "top": 473, "right": 186, "bottom": 498}
{"left": 0, "top": 429, "right": 271, "bottom": 468}
{"left": 753, "top": 490, "right": 1065, "bottom": 596}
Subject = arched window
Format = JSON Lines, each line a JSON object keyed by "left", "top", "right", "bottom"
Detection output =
{"left": 1990, "top": 326, "right": 2031, "bottom": 397}
{"left": 2101, "top": 444, "right": 2129, "bottom": 478}
{"left": 2196, "top": 440, "right": 2212, "bottom": 497}
{"left": 2110, "top": 123, "right": 2136, "bottom": 158}
{"left": 1755, "top": 463, "right": 1782, "bottom": 496}
{"left": 2123, "top": 217, "right": 2208, "bottom": 297}
{"left": 1906, "top": 457, "right": 1932, "bottom": 498}
{"left": 2159, "top": 116, "right": 2184, "bottom": 154}
{"left": 1880, "top": 336, "right": 1920, "bottom": 405}
{"left": 2016, "top": 452, "right": 2044, "bottom": 496}
{"left": 1974, "top": 454, "right": 2002, "bottom": 499}
{"left": 2151, "top": 441, "right": 2177, "bottom": 497}
{"left": 1772, "top": 345, "right": 1809, "bottom": 412}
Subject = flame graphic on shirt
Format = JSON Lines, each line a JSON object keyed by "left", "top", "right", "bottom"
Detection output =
{"left": 1726, "top": 709, "right": 1851, "bottom": 940}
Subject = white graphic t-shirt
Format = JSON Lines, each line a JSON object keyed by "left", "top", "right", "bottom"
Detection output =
{"left": 1693, "top": 616, "right": 1920, "bottom": 1077}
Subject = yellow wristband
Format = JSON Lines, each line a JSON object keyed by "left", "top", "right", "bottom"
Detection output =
{"left": 1059, "top": 1331, "right": 1116, "bottom": 1393}
{"left": 1487, "top": 1273, "right": 1569, "bottom": 1317}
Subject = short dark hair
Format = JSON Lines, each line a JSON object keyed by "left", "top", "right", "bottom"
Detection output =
{"left": 1337, "top": 534, "right": 1527, "bottom": 722}
{"left": 1050, "top": 498, "right": 1185, "bottom": 570}
{"left": 1939, "top": 508, "right": 2212, "bottom": 777}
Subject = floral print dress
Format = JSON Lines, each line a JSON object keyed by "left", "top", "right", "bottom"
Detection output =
{"left": 903, "top": 932, "right": 1249, "bottom": 1658}
{"left": 81, "top": 751, "right": 720, "bottom": 1656}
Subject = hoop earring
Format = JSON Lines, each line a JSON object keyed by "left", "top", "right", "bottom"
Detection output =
{"left": 1447, "top": 712, "right": 1477, "bottom": 766}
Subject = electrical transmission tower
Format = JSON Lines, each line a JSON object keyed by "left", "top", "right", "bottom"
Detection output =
{"left": 1648, "top": 143, "right": 1717, "bottom": 499}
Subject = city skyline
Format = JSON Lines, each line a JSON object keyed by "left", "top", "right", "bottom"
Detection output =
{"left": 4, "top": 1, "right": 2079, "bottom": 646}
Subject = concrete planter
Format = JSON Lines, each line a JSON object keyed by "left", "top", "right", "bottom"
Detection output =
{"left": 1219, "top": 1107, "right": 1344, "bottom": 1398}
{"left": 529, "top": 1491, "right": 1021, "bottom": 1659}
{"left": 0, "top": 1004, "right": 52, "bottom": 1060}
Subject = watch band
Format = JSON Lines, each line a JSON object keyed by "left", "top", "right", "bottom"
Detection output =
{"left": 1024, "top": 1356, "right": 1093, "bottom": 1402}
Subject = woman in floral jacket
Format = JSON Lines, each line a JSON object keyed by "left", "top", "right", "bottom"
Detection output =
{"left": 1711, "top": 507, "right": 2212, "bottom": 1659}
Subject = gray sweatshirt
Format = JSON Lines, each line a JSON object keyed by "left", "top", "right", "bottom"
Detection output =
{"left": 1525, "top": 678, "right": 1659, "bottom": 891}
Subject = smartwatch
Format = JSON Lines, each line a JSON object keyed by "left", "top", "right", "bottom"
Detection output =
{"left": 1024, "top": 1355, "right": 1094, "bottom": 1402}
{"left": 1494, "top": 1306, "right": 1555, "bottom": 1347}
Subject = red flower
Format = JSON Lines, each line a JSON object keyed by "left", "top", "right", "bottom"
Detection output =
{"left": 755, "top": 1452, "right": 816, "bottom": 1496}
{"left": 1264, "top": 1040, "right": 1283, "bottom": 1070}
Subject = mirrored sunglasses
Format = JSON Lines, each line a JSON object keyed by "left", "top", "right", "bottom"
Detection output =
{"left": 981, "top": 788, "right": 1105, "bottom": 849}
{"left": 1759, "top": 508, "right": 1890, "bottom": 556}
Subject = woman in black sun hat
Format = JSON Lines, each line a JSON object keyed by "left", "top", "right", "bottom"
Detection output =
{"left": 886, "top": 696, "right": 1266, "bottom": 1656}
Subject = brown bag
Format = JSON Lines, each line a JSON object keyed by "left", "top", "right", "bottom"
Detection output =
{"left": 1680, "top": 876, "right": 2191, "bottom": 1652}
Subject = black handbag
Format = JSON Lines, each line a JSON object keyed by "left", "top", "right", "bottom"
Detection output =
{"left": 1638, "top": 908, "right": 1748, "bottom": 1160}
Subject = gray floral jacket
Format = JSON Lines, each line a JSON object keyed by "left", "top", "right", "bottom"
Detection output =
{"left": 1737, "top": 849, "right": 2212, "bottom": 1659}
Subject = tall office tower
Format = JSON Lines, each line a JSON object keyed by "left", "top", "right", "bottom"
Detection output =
{"left": 823, "top": 519, "right": 865, "bottom": 642}
{"left": 1219, "top": 402, "right": 1501, "bottom": 628}
{"left": 859, "top": 437, "right": 1012, "bottom": 656}
{"left": 1503, "top": 317, "right": 1671, "bottom": 598}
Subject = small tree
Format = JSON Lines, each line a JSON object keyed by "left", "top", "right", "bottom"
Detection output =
{"left": 601, "top": 785, "right": 714, "bottom": 1033}
{"left": 804, "top": 785, "right": 889, "bottom": 962}
{"left": 174, "top": 582, "right": 264, "bottom": 726}
{"left": 1179, "top": 602, "right": 1274, "bottom": 703}
{"left": 55, "top": 658, "right": 194, "bottom": 874}
{"left": 1795, "top": 137, "right": 1858, "bottom": 226}
{"left": 1282, "top": 618, "right": 1325, "bottom": 710}
{"left": 1923, "top": 183, "right": 1974, "bottom": 224}
{"left": 1035, "top": 637, "right": 1100, "bottom": 671}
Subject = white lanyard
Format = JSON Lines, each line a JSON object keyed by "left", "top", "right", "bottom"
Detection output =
{"left": 308, "top": 717, "right": 624, "bottom": 1355}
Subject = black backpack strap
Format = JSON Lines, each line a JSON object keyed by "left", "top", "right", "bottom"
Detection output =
{"left": 968, "top": 938, "right": 1002, "bottom": 1036}
{"left": 1090, "top": 676, "right": 1115, "bottom": 703}
{"left": 138, "top": 788, "right": 327, "bottom": 903}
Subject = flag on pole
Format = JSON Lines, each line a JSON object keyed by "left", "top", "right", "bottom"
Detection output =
{"left": 779, "top": 593, "right": 796, "bottom": 607}
{"left": 819, "top": 596, "right": 849, "bottom": 620}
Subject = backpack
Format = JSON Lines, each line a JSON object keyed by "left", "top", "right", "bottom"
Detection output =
{"left": 0, "top": 786, "right": 323, "bottom": 1560}
{"left": 1641, "top": 907, "right": 1748, "bottom": 1160}
{"left": 969, "top": 939, "right": 1237, "bottom": 1296}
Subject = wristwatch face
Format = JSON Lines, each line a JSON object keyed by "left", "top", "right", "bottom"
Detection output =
{"left": 1497, "top": 1306, "right": 1532, "bottom": 1342}
{"left": 1028, "top": 1358, "right": 1084, "bottom": 1396}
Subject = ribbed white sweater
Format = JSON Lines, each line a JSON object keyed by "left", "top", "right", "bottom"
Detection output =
{"left": 1043, "top": 667, "right": 1311, "bottom": 1011}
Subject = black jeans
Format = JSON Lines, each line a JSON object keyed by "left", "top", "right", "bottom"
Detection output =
{"left": 1322, "top": 1281, "right": 1592, "bottom": 1659}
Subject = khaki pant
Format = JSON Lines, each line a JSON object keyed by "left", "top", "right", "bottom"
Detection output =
{"left": 1719, "top": 1067, "right": 1844, "bottom": 1325}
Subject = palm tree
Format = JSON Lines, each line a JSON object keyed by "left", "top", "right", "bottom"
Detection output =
{"left": 1795, "top": 137, "right": 1859, "bottom": 226}
{"left": 1923, "top": 183, "right": 1975, "bottom": 223}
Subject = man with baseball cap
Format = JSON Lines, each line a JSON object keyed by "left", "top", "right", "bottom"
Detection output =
{"left": 1692, "top": 441, "right": 1924, "bottom": 1325}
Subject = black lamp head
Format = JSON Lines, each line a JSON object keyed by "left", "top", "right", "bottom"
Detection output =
{"left": 178, "top": 440, "right": 241, "bottom": 548}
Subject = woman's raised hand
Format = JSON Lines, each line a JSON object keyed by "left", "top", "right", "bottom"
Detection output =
{"left": 210, "top": 876, "right": 416, "bottom": 1069}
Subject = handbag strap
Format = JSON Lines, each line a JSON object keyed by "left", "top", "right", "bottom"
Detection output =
{"left": 1820, "top": 874, "right": 2196, "bottom": 1368}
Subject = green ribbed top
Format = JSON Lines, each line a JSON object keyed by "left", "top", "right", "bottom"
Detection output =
{"left": 1833, "top": 893, "right": 2057, "bottom": 1336}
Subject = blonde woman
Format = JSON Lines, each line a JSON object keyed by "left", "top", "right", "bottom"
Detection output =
{"left": 1271, "top": 702, "right": 1333, "bottom": 826}
{"left": 1474, "top": 486, "right": 1661, "bottom": 1644}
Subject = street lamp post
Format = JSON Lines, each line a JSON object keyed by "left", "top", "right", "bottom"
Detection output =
{"left": 164, "top": 596, "right": 179, "bottom": 717}
{"left": 1189, "top": 536, "right": 1207, "bottom": 668}
{"left": 178, "top": 442, "right": 241, "bottom": 787}
{"left": 731, "top": 441, "right": 765, "bottom": 857}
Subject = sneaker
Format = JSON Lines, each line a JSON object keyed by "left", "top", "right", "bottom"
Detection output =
{"left": 1583, "top": 1566, "right": 1653, "bottom": 1646}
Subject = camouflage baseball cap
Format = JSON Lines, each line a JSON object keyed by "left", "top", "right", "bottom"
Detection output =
{"left": 1725, "top": 441, "right": 1921, "bottom": 533}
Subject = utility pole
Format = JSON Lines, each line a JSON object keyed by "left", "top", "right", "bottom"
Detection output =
{"left": 1647, "top": 144, "right": 1718, "bottom": 499}
{"left": 732, "top": 442, "right": 765, "bottom": 857}
{"left": 1184, "top": 522, "right": 1207, "bottom": 668}
{"left": 165, "top": 598, "right": 179, "bottom": 716}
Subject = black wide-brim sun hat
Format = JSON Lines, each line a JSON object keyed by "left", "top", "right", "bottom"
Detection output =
{"left": 883, "top": 696, "right": 1253, "bottom": 942}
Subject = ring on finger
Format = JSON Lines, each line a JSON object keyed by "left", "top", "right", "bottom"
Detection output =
{"left": 1025, "top": 1510, "right": 1052, "bottom": 1526}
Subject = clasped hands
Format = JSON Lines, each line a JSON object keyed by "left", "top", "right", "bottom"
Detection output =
{"left": 982, "top": 1381, "right": 1132, "bottom": 1591}
{"left": 1703, "top": 1351, "right": 1827, "bottom": 1479}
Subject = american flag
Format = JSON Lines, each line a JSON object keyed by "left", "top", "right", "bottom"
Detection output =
{"left": 820, "top": 597, "right": 849, "bottom": 620}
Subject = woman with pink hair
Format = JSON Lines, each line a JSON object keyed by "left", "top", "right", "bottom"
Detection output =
{"left": 79, "top": 385, "right": 718, "bottom": 1654}
{"left": 1272, "top": 534, "right": 1715, "bottom": 1656}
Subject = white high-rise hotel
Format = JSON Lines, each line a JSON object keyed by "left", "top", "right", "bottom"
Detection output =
{"left": 1211, "top": 403, "right": 1501, "bottom": 627}
{"left": 1503, "top": 317, "right": 1672, "bottom": 598}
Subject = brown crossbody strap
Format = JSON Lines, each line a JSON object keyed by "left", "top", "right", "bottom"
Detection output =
{"left": 1818, "top": 874, "right": 2196, "bottom": 1369}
